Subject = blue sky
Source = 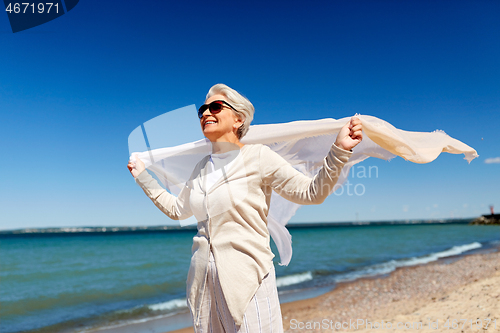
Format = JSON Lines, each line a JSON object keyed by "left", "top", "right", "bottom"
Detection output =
{"left": 1, "top": 0, "right": 498, "bottom": 230}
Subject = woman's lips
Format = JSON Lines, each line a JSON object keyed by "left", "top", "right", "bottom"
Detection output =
{"left": 204, "top": 120, "right": 217, "bottom": 129}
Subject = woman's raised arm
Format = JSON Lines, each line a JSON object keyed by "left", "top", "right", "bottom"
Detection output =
{"left": 128, "top": 157, "right": 193, "bottom": 220}
{"left": 260, "top": 117, "right": 362, "bottom": 205}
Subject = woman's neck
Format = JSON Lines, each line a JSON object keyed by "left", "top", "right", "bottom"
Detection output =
{"left": 211, "top": 141, "right": 244, "bottom": 154}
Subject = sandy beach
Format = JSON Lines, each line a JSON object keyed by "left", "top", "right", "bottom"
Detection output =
{"left": 170, "top": 249, "right": 500, "bottom": 333}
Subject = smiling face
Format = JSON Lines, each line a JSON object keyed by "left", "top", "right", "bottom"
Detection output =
{"left": 200, "top": 94, "right": 244, "bottom": 143}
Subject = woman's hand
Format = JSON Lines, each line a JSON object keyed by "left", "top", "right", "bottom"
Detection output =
{"left": 335, "top": 116, "right": 363, "bottom": 151}
{"left": 127, "top": 156, "right": 145, "bottom": 178}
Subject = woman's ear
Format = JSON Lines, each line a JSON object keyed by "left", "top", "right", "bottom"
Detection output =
{"left": 233, "top": 116, "right": 244, "bottom": 129}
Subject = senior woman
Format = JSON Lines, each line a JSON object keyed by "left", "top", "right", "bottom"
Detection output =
{"left": 127, "top": 84, "right": 363, "bottom": 333}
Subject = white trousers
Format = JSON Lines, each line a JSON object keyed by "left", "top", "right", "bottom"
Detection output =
{"left": 194, "top": 251, "right": 284, "bottom": 333}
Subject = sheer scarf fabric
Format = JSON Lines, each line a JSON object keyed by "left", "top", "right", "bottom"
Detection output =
{"left": 129, "top": 115, "right": 478, "bottom": 265}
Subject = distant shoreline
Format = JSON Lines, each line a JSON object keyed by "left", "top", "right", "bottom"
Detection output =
{"left": 0, "top": 218, "right": 474, "bottom": 237}
{"left": 286, "top": 218, "right": 473, "bottom": 228}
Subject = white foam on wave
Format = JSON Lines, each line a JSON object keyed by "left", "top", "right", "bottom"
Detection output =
{"left": 276, "top": 271, "right": 313, "bottom": 288}
{"left": 398, "top": 242, "right": 482, "bottom": 267}
{"left": 148, "top": 298, "right": 187, "bottom": 311}
{"left": 265, "top": 243, "right": 482, "bottom": 289}
{"left": 79, "top": 299, "right": 189, "bottom": 332}
{"left": 334, "top": 242, "right": 482, "bottom": 283}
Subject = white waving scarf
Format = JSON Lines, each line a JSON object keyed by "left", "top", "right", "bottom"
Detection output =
{"left": 129, "top": 114, "right": 478, "bottom": 266}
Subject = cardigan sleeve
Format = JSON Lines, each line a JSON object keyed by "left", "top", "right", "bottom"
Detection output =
{"left": 259, "top": 143, "right": 352, "bottom": 205}
{"left": 135, "top": 170, "right": 193, "bottom": 220}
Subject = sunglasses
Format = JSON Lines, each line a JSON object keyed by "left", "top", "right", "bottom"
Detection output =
{"left": 198, "top": 100, "right": 238, "bottom": 119}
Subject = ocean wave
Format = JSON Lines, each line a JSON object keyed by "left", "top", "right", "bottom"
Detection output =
{"left": 77, "top": 299, "right": 189, "bottom": 333}
{"left": 398, "top": 242, "right": 482, "bottom": 266}
{"left": 148, "top": 298, "right": 187, "bottom": 311}
{"left": 276, "top": 271, "right": 313, "bottom": 288}
{"left": 333, "top": 242, "right": 482, "bottom": 283}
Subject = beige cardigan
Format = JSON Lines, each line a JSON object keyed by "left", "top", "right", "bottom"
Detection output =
{"left": 135, "top": 143, "right": 352, "bottom": 326}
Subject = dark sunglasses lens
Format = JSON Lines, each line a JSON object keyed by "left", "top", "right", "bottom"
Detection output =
{"left": 198, "top": 101, "right": 224, "bottom": 119}
{"left": 209, "top": 102, "right": 223, "bottom": 113}
{"left": 198, "top": 105, "right": 208, "bottom": 118}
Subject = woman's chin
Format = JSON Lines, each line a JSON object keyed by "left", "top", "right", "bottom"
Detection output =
{"left": 203, "top": 130, "right": 218, "bottom": 141}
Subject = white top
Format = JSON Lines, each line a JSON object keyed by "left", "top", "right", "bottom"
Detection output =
{"left": 205, "top": 150, "right": 240, "bottom": 192}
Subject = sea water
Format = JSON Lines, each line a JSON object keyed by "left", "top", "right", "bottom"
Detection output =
{"left": 1, "top": 223, "right": 499, "bottom": 333}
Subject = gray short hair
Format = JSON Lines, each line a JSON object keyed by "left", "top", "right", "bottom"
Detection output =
{"left": 206, "top": 84, "right": 254, "bottom": 139}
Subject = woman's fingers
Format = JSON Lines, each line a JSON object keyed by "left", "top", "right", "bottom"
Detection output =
{"left": 127, "top": 157, "right": 145, "bottom": 178}
{"left": 127, "top": 162, "right": 135, "bottom": 176}
{"left": 351, "top": 131, "right": 363, "bottom": 141}
{"left": 132, "top": 157, "right": 145, "bottom": 178}
{"left": 350, "top": 116, "right": 361, "bottom": 124}
{"left": 335, "top": 116, "right": 363, "bottom": 150}
{"left": 349, "top": 117, "right": 362, "bottom": 140}
{"left": 350, "top": 124, "right": 362, "bottom": 132}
